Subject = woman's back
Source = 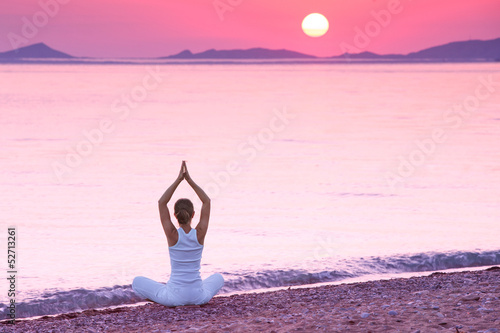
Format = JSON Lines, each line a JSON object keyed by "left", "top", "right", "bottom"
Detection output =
{"left": 168, "top": 228, "right": 203, "bottom": 287}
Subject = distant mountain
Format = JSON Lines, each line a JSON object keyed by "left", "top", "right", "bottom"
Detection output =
{"left": 332, "top": 51, "right": 404, "bottom": 60}
{"left": 163, "top": 48, "right": 316, "bottom": 59}
{"left": 167, "top": 38, "right": 500, "bottom": 61}
{"left": 335, "top": 38, "right": 500, "bottom": 61}
{"left": 0, "top": 43, "right": 73, "bottom": 59}
{"left": 406, "top": 38, "right": 500, "bottom": 60}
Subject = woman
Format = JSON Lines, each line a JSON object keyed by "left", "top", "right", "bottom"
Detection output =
{"left": 132, "top": 161, "right": 224, "bottom": 306}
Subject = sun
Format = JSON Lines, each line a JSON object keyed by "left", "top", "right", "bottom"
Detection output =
{"left": 302, "top": 13, "right": 329, "bottom": 38}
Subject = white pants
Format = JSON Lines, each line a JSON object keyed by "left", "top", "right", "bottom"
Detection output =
{"left": 132, "top": 273, "right": 224, "bottom": 307}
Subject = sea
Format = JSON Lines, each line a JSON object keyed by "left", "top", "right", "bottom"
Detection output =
{"left": 1, "top": 61, "right": 499, "bottom": 319}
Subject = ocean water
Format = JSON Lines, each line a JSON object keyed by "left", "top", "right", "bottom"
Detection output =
{"left": 1, "top": 62, "right": 499, "bottom": 319}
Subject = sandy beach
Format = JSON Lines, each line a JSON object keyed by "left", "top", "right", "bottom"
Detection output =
{"left": 2, "top": 267, "right": 498, "bottom": 333}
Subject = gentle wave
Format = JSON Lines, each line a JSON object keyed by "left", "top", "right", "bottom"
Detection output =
{"left": 2, "top": 250, "right": 499, "bottom": 320}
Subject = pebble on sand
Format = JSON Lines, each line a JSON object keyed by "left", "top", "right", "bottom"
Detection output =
{"left": 461, "top": 294, "right": 480, "bottom": 301}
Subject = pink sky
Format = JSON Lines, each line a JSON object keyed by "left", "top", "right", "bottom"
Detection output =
{"left": 0, "top": 0, "right": 499, "bottom": 58}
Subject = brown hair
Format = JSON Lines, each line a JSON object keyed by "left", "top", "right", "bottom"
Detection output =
{"left": 174, "top": 198, "right": 194, "bottom": 224}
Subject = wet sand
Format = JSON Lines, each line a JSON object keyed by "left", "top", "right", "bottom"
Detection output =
{"left": 2, "top": 267, "right": 499, "bottom": 332}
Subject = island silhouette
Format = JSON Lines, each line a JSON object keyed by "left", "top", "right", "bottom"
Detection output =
{"left": 0, "top": 37, "right": 499, "bottom": 63}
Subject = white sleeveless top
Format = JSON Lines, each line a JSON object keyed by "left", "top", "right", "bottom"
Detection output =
{"left": 168, "top": 228, "right": 203, "bottom": 287}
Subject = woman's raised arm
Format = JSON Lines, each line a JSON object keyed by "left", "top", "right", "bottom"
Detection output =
{"left": 184, "top": 163, "right": 211, "bottom": 245}
{"left": 158, "top": 162, "right": 185, "bottom": 243}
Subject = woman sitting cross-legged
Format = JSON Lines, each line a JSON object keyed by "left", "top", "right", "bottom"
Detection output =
{"left": 132, "top": 161, "right": 224, "bottom": 306}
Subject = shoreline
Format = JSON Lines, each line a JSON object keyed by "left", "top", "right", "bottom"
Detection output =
{"left": 9, "top": 265, "right": 497, "bottom": 323}
{"left": 2, "top": 267, "right": 499, "bottom": 332}
{"left": 219, "top": 265, "right": 500, "bottom": 298}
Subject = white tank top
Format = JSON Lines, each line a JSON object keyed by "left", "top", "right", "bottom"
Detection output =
{"left": 168, "top": 228, "right": 203, "bottom": 287}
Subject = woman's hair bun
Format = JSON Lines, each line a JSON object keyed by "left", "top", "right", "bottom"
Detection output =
{"left": 174, "top": 199, "right": 194, "bottom": 224}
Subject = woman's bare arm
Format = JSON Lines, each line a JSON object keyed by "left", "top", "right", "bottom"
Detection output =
{"left": 158, "top": 162, "right": 185, "bottom": 245}
{"left": 184, "top": 164, "right": 211, "bottom": 245}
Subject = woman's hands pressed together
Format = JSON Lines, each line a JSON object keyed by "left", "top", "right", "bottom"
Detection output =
{"left": 176, "top": 161, "right": 186, "bottom": 182}
{"left": 176, "top": 160, "right": 193, "bottom": 183}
